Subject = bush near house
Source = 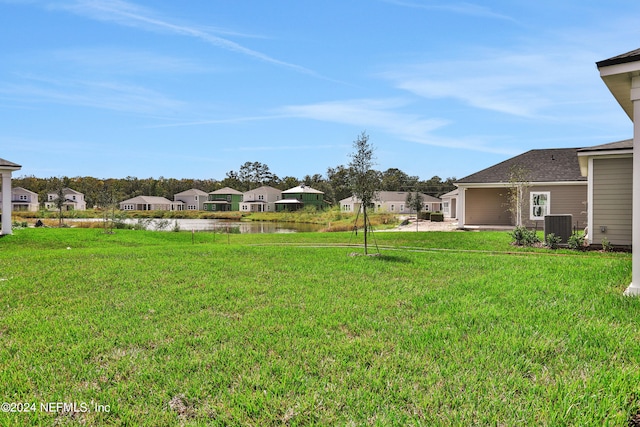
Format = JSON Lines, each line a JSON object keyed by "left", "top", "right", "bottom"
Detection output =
{"left": 418, "top": 211, "right": 431, "bottom": 220}
{"left": 430, "top": 212, "right": 444, "bottom": 222}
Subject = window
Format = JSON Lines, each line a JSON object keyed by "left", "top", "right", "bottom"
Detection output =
{"left": 530, "top": 192, "right": 550, "bottom": 220}
{"left": 443, "top": 202, "right": 449, "bottom": 215}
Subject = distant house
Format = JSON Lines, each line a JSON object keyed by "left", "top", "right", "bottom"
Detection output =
{"left": 45, "top": 188, "right": 87, "bottom": 211}
{"left": 577, "top": 139, "right": 632, "bottom": 247}
{"left": 276, "top": 184, "right": 327, "bottom": 212}
{"left": 240, "top": 186, "right": 282, "bottom": 212}
{"left": 203, "top": 187, "right": 243, "bottom": 212}
{"left": 440, "top": 189, "right": 458, "bottom": 219}
{"left": 340, "top": 191, "right": 441, "bottom": 214}
{"left": 174, "top": 189, "right": 208, "bottom": 210}
{"left": 455, "top": 148, "right": 587, "bottom": 229}
{"left": 4, "top": 187, "right": 39, "bottom": 212}
{"left": 0, "top": 157, "right": 22, "bottom": 235}
{"left": 119, "top": 196, "right": 184, "bottom": 211}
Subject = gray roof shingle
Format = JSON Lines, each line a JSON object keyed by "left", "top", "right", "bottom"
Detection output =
{"left": 0, "top": 158, "right": 21, "bottom": 169}
{"left": 596, "top": 49, "right": 640, "bottom": 68}
{"left": 456, "top": 148, "right": 586, "bottom": 184}
{"left": 577, "top": 139, "right": 632, "bottom": 153}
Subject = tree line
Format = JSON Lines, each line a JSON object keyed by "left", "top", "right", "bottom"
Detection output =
{"left": 12, "top": 161, "right": 456, "bottom": 209}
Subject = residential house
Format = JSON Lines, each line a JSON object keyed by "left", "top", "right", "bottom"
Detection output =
{"left": 204, "top": 187, "right": 243, "bottom": 212}
{"left": 0, "top": 157, "right": 22, "bottom": 235}
{"left": 455, "top": 148, "right": 587, "bottom": 229}
{"left": 2, "top": 187, "right": 39, "bottom": 212}
{"left": 276, "top": 184, "right": 327, "bottom": 212}
{"left": 440, "top": 189, "right": 458, "bottom": 219}
{"left": 577, "top": 139, "right": 632, "bottom": 247}
{"left": 593, "top": 48, "right": 640, "bottom": 295}
{"left": 174, "top": 189, "right": 208, "bottom": 211}
{"left": 119, "top": 196, "right": 184, "bottom": 211}
{"left": 340, "top": 191, "right": 441, "bottom": 214}
{"left": 45, "top": 188, "right": 87, "bottom": 211}
{"left": 239, "top": 186, "right": 282, "bottom": 212}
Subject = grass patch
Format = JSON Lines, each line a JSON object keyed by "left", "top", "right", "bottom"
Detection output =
{"left": 0, "top": 228, "right": 637, "bottom": 426}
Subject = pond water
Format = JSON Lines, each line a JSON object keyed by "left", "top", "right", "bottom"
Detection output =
{"left": 70, "top": 218, "right": 324, "bottom": 233}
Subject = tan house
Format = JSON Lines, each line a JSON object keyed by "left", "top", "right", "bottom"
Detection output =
{"left": 119, "top": 196, "right": 184, "bottom": 211}
{"left": 174, "top": 189, "right": 208, "bottom": 211}
{"left": 240, "top": 186, "right": 282, "bottom": 212}
{"left": 0, "top": 158, "right": 22, "bottom": 235}
{"left": 455, "top": 148, "right": 588, "bottom": 229}
{"left": 577, "top": 140, "right": 632, "bottom": 247}
{"left": 3, "top": 187, "right": 39, "bottom": 212}
{"left": 45, "top": 188, "right": 87, "bottom": 211}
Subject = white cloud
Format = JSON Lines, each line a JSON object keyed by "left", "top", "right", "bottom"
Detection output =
{"left": 278, "top": 98, "right": 514, "bottom": 154}
{"left": 380, "top": 48, "right": 604, "bottom": 119}
{"left": 49, "top": 0, "right": 321, "bottom": 77}
{"left": 1, "top": 74, "right": 185, "bottom": 115}
{"left": 381, "top": 0, "right": 517, "bottom": 22}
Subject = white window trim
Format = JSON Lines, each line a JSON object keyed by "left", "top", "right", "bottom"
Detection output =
{"left": 530, "top": 191, "right": 550, "bottom": 221}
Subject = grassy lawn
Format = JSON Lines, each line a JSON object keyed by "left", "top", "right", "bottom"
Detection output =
{"left": 0, "top": 228, "right": 637, "bottom": 426}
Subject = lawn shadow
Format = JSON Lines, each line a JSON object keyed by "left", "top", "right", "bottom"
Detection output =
{"left": 347, "top": 252, "right": 412, "bottom": 263}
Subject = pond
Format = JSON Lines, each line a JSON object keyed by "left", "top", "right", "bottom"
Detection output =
{"left": 70, "top": 218, "right": 324, "bottom": 233}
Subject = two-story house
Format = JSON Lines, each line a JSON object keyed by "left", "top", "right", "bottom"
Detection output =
{"left": 2, "top": 187, "right": 39, "bottom": 212}
{"left": 45, "top": 188, "right": 87, "bottom": 211}
{"left": 174, "top": 189, "right": 208, "bottom": 210}
{"left": 240, "top": 186, "right": 282, "bottom": 212}
{"left": 276, "top": 184, "right": 327, "bottom": 212}
{"left": 203, "top": 187, "right": 243, "bottom": 212}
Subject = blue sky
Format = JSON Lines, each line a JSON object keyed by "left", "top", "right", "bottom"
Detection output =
{"left": 1, "top": 0, "right": 639, "bottom": 181}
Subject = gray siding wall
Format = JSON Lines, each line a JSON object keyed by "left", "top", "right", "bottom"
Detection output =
{"left": 522, "top": 184, "right": 587, "bottom": 229}
{"left": 592, "top": 157, "right": 632, "bottom": 246}
{"left": 464, "top": 184, "right": 587, "bottom": 227}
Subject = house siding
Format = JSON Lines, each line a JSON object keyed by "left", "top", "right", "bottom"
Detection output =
{"left": 464, "top": 188, "right": 510, "bottom": 225}
{"left": 592, "top": 156, "right": 632, "bottom": 246}
{"left": 463, "top": 184, "right": 587, "bottom": 227}
{"left": 523, "top": 184, "right": 587, "bottom": 229}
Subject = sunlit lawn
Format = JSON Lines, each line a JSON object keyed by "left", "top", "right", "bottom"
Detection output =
{"left": 0, "top": 228, "right": 637, "bottom": 426}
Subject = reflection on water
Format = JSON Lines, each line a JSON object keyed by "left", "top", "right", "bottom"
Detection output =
{"left": 111, "top": 218, "right": 323, "bottom": 233}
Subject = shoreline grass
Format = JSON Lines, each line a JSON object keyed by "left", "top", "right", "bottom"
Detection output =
{"left": 0, "top": 228, "right": 636, "bottom": 425}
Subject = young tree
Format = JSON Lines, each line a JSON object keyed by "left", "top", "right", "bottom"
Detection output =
{"left": 348, "top": 131, "right": 379, "bottom": 254}
{"left": 406, "top": 191, "right": 424, "bottom": 231}
{"left": 505, "top": 165, "right": 531, "bottom": 227}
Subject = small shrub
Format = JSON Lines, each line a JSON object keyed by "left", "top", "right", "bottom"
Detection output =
{"left": 601, "top": 238, "right": 614, "bottom": 252}
{"left": 509, "top": 226, "right": 540, "bottom": 246}
{"left": 430, "top": 212, "right": 444, "bottom": 222}
{"left": 544, "top": 233, "right": 562, "bottom": 249}
{"left": 567, "top": 232, "right": 586, "bottom": 251}
{"left": 418, "top": 211, "right": 431, "bottom": 220}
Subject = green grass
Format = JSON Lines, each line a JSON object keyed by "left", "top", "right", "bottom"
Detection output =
{"left": 0, "top": 228, "right": 637, "bottom": 426}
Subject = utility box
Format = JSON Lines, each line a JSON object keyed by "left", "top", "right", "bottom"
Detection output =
{"left": 544, "top": 214, "right": 573, "bottom": 244}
